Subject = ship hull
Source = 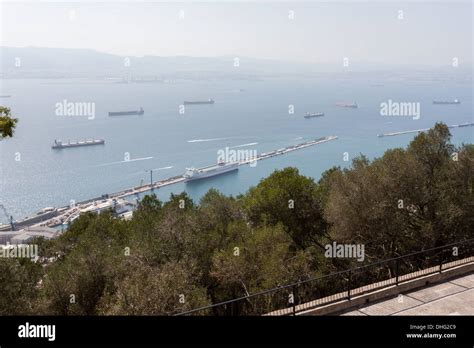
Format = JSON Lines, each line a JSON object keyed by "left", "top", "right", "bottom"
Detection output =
{"left": 304, "top": 113, "right": 324, "bottom": 118}
{"left": 108, "top": 111, "right": 144, "bottom": 116}
{"left": 185, "top": 163, "right": 238, "bottom": 182}
{"left": 183, "top": 101, "right": 214, "bottom": 105}
{"left": 336, "top": 103, "right": 358, "bottom": 108}
{"left": 52, "top": 140, "right": 105, "bottom": 149}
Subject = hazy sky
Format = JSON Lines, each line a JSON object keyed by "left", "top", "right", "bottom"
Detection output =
{"left": 1, "top": 1, "right": 472, "bottom": 66}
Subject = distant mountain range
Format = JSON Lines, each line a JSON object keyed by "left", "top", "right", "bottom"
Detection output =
{"left": 0, "top": 46, "right": 471, "bottom": 81}
{"left": 0, "top": 46, "right": 317, "bottom": 79}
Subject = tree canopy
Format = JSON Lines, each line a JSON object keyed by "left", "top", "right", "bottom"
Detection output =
{"left": 0, "top": 106, "right": 18, "bottom": 139}
{"left": 1, "top": 122, "right": 472, "bottom": 315}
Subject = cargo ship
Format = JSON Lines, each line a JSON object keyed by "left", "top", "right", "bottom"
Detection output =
{"left": 108, "top": 107, "right": 144, "bottom": 116}
{"left": 336, "top": 102, "right": 358, "bottom": 108}
{"left": 52, "top": 139, "right": 105, "bottom": 149}
{"left": 184, "top": 161, "right": 238, "bottom": 182}
{"left": 183, "top": 99, "right": 215, "bottom": 105}
{"left": 304, "top": 112, "right": 325, "bottom": 118}
{"left": 433, "top": 99, "right": 460, "bottom": 105}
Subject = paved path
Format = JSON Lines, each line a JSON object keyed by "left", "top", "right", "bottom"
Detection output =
{"left": 341, "top": 273, "right": 474, "bottom": 316}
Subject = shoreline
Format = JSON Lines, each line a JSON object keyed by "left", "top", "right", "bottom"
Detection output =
{"left": 0, "top": 135, "right": 338, "bottom": 231}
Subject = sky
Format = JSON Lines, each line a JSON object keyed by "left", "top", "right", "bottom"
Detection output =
{"left": 0, "top": 1, "right": 472, "bottom": 66}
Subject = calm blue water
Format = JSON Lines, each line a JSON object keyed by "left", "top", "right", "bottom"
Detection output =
{"left": 0, "top": 76, "right": 472, "bottom": 222}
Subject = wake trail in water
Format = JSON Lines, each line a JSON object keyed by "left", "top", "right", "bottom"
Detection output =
{"left": 95, "top": 156, "right": 154, "bottom": 167}
{"left": 124, "top": 166, "right": 174, "bottom": 178}
{"left": 230, "top": 142, "right": 258, "bottom": 148}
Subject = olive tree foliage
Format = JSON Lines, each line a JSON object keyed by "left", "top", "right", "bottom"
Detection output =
{"left": 243, "top": 167, "right": 328, "bottom": 249}
{"left": 0, "top": 258, "right": 42, "bottom": 315}
{"left": 0, "top": 106, "right": 18, "bottom": 139}
{"left": 325, "top": 123, "right": 473, "bottom": 261}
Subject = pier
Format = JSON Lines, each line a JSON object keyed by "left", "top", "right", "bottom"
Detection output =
{"left": 377, "top": 122, "right": 474, "bottom": 138}
{"left": 4, "top": 135, "right": 338, "bottom": 230}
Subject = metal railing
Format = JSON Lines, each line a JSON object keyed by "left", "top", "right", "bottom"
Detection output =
{"left": 176, "top": 238, "right": 474, "bottom": 316}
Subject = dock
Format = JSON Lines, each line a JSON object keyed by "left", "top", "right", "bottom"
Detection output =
{"left": 7, "top": 135, "right": 338, "bottom": 230}
{"left": 377, "top": 122, "right": 474, "bottom": 138}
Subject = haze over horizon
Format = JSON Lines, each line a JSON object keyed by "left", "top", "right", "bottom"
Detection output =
{"left": 1, "top": 1, "right": 472, "bottom": 67}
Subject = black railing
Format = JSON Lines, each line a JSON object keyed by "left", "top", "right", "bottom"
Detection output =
{"left": 176, "top": 238, "right": 474, "bottom": 316}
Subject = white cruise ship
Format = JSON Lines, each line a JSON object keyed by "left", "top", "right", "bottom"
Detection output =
{"left": 184, "top": 162, "right": 239, "bottom": 182}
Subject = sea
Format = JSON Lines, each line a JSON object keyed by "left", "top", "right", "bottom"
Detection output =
{"left": 0, "top": 76, "right": 472, "bottom": 223}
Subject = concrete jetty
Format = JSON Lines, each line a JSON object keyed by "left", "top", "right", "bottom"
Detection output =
{"left": 377, "top": 122, "right": 474, "bottom": 138}
{"left": 5, "top": 135, "right": 338, "bottom": 230}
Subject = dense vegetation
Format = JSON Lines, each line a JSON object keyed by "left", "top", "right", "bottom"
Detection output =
{"left": 1, "top": 123, "right": 473, "bottom": 315}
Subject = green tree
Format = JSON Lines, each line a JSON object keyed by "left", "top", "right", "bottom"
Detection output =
{"left": 99, "top": 258, "right": 210, "bottom": 315}
{"left": 0, "top": 106, "right": 18, "bottom": 139}
{"left": 210, "top": 223, "right": 315, "bottom": 314}
{"left": 0, "top": 258, "right": 42, "bottom": 315}
{"left": 325, "top": 123, "right": 473, "bottom": 265}
{"left": 40, "top": 212, "right": 128, "bottom": 315}
{"left": 244, "top": 167, "right": 327, "bottom": 249}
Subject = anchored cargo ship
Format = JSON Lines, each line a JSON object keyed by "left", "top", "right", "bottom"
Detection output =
{"left": 184, "top": 161, "right": 238, "bottom": 182}
{"left": 183, "top": 99, "right": 215, "bottom": 105}
{"left": 108, "top": 107, "right": 144, "bottom": 116}
{"left": 433, "top": 99, "right": 460, "bottom": 105}
{"left": 304, "top": 112, "right": 325, "bottom": 118}
{"left": 336, "top": 102, "right": 358, "bottom": 108}
{"left": 52, "top": 139, "right": 105, "bottom": 149}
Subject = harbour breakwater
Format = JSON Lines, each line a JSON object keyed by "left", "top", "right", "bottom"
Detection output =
{"left": 4, "top": 135, "right": 338, "bottom": 230}
{"left": 377, "top": 122, "right": 474, "bottom": 138}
